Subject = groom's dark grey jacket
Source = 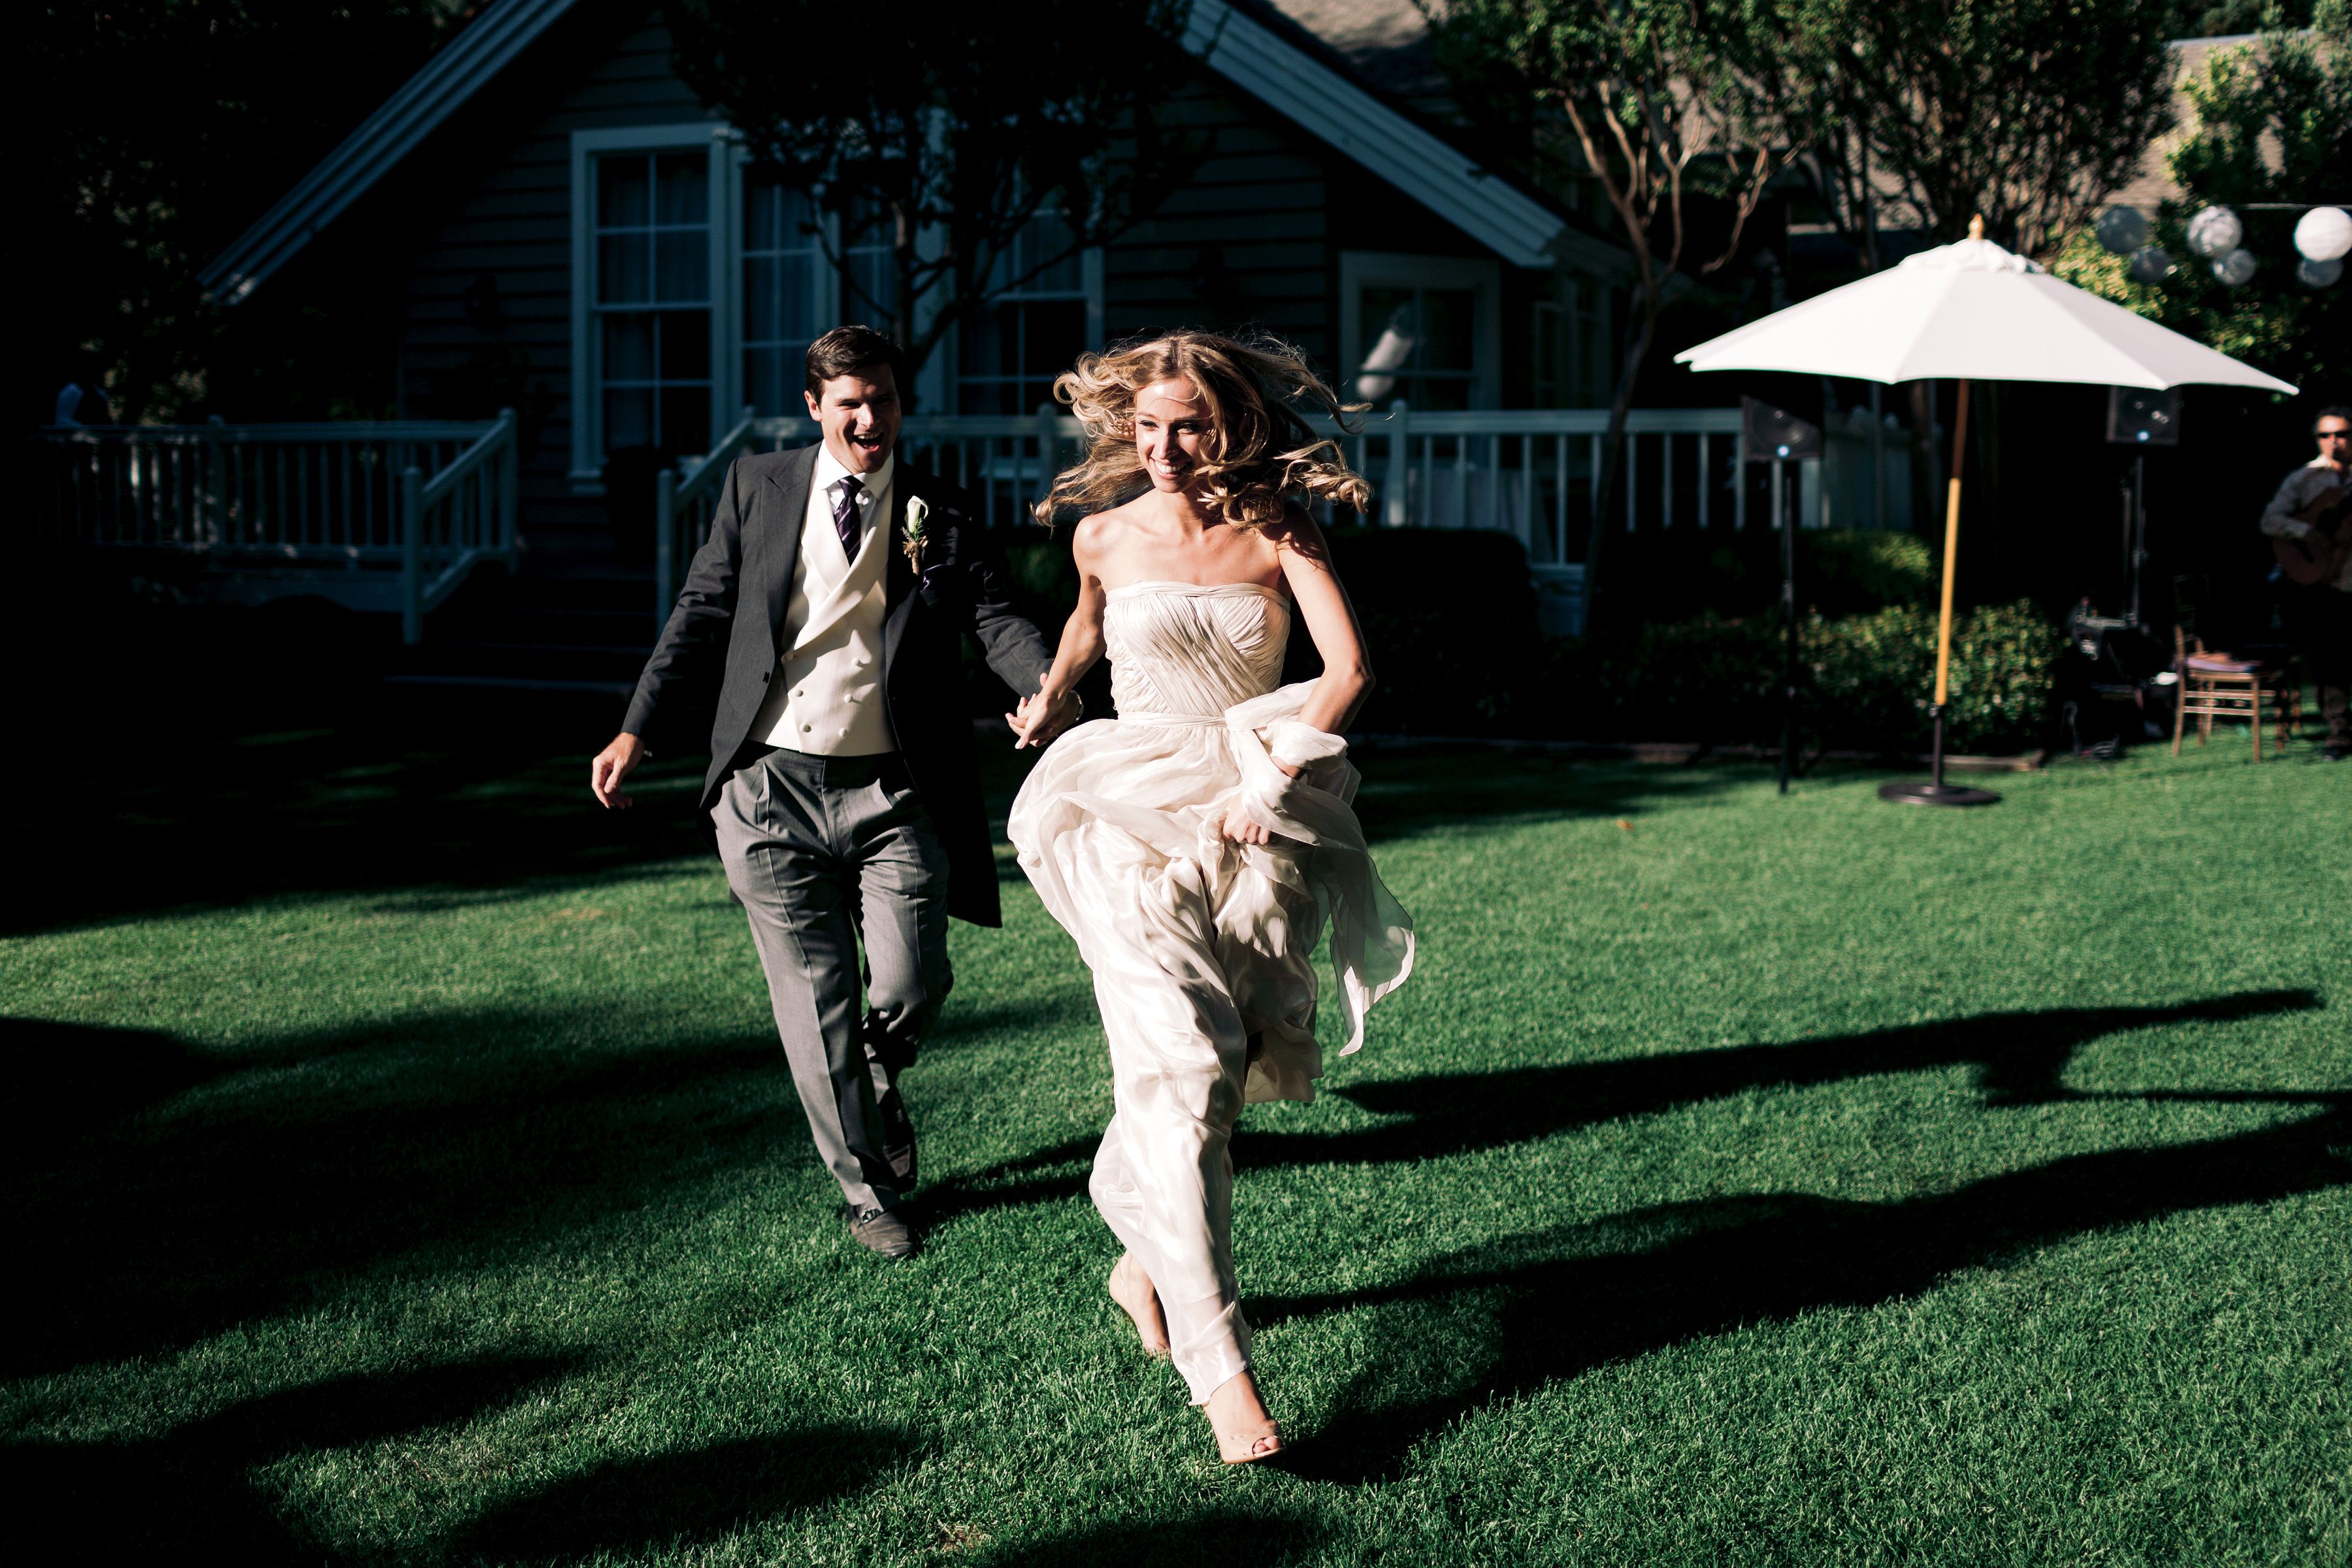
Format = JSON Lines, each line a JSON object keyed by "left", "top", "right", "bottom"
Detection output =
{"left": 622, "top": 442, "right": 1053, "bottom": 927}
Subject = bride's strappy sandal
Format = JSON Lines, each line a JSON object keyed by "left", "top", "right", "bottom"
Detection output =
{"left": 1206, "top": 1371, "right": 1286, "bottom": 1465}
{"left": 1215, "top": 1419, "right": 1286, "bottom": 1465}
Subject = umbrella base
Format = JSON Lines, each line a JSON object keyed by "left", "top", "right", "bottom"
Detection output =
{"left": 1878, "top": 780, "right": 2001, "bottom": 808}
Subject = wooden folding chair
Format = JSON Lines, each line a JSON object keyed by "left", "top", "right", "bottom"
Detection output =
{"left": 2171, "top": 627, "right": 2301, "bottom": 760}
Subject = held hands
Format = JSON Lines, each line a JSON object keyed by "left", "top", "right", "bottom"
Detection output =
{"left": 590, "top": 732, "right": 646, "bottom": 809}
{"left": 1006, "top": 687, "right": 1083, "bottom": 749}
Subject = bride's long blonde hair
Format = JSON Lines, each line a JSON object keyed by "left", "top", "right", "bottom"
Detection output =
{"left": 1032, "top": 330, "right": 1371, "bottom": 529}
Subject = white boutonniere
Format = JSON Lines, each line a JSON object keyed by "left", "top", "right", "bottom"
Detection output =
{"left": 902, "top": 496, "right": 930, "bottom": 571}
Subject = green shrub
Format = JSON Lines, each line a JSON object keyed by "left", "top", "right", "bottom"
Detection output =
{"left": 1803, "top": 602, "right": 2065, "bottom": 753}
{"left": 1803, "top": 531, "right": 1936, "bottom": 616}
{"left": 1539, "top": 600, "right": 2063, "bottom": 753}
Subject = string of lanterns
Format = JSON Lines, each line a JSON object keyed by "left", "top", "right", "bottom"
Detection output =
{"left": 2095, "top": 203, "right": 2351, "bottom": 289}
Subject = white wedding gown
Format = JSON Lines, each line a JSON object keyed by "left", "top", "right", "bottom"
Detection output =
{"left": 1008, "top": 581, "right": 1414, "bottom": 1403}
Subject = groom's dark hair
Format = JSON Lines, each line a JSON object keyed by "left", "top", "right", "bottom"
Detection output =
{"left": 806, "top": 326, "right": 908, "bottom": 397}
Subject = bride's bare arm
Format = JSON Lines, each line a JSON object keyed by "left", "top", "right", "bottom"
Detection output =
{"left": 1275, "top": 513, "right": 1374, "bottom": 738}
{"left": 1009, "top": 519, "right": 1109, "bottom": 747}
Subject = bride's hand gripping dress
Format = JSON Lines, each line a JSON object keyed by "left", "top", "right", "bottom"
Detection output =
{"left": 1006, "top": 580, "right": 1414, "bottom": 1416}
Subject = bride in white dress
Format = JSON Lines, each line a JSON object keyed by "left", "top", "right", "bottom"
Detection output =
{"left": 1005, "top": 332, "right": 1414, "bottom": 1463}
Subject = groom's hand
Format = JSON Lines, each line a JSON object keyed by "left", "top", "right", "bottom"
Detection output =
{"left": 591, "top": 732, "right": 647, "bottom": 809}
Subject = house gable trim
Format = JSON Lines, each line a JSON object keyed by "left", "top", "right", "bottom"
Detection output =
{"left": 1185, "top": 0, "right": 1586, "bottom": 272}
{"left": 205, "top": 0, "right": 1612, "bottom": 302}
{"left": 199, "top": 0, "right": 585, "bottom": 303}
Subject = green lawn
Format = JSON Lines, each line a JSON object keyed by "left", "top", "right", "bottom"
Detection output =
{"left": 6, "top": 710, "right": 2348, "bottom": 1566}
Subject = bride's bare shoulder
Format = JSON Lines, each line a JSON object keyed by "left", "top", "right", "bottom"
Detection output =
{"left": 1070, "top": 500, "right": 1147, "bottom": 561}
{"left": 1262, "top": 503, "right": 1333, "bottom": 564}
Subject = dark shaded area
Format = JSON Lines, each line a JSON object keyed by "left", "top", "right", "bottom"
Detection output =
{"left": 968, "top": 1506, "right": 1331, "bottom": 1568}
{"left": 918, "top": 990, "right": 2326, "bottom": 1224}
{"left": 1257, "top": 1092, "right": 2351, "bottom": 1484}
{"left": 7, "top": 1011, "right": 794, "bottom": 1380}
{"left": 5, "top": 1353, "right": 574, "bottom": 1563}
{"left": 8, "top": 988, "right": 1022, "bottom": 1382}
{"left": 8, "top": 628, "right": 706, "bottom": 936}
{"left": 11, "top": 589, "right": 1754, "bottom": 935}
{"left": 1, "top": 1019, "right": 220, "bottom": 1169}
{"left": 453, "top": 1424, "right": 913, "bottom": 1565}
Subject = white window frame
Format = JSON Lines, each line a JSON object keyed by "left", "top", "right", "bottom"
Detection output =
{"left": 946, "top": 225, "right": 1106, "bottom": 415}
{"left": 568, "top": 122, "right": 735, "bottom": 493}
{"left": 1338, "top": 251, "right": 1503, "bottom": 411}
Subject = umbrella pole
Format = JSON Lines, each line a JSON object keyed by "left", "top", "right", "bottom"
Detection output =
{"left": 1881, "top": 377, "right": 2000, "bottom": 807}
{"left": 1931, "top": 378, "right": 1968, "bottom": 788}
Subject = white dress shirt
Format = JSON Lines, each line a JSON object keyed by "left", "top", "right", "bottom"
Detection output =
{"left": 749, "top": 448, "right": 901, "bottom": 753}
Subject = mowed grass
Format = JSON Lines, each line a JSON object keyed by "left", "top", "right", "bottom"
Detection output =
{"left": 5, "top": 720, "right": 2348, "bottom": 1566}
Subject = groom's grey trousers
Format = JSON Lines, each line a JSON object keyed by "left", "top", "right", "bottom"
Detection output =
{"left": 712, "top": 745, "right": 951, "bottom": 1215}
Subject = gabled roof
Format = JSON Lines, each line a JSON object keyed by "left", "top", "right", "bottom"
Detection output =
{"left": 201, "top": 0, "right": 584, "bottom": 304}
{"left": 203, "top": 0, "right": 1595, "bottom": 301}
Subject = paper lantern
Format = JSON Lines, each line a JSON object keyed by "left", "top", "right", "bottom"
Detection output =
{"left": 2294, "top": 206, "right": 2352, "bottom": 263}
{"left": 2096, "top": 206, "right": 2150, "bottom": 255}
{"left": 2298, "top": 256, "right": 2344, "bottom": 289}
{"left": 2187, "top": 205, "right": 2244, "bottom": 259}
{"left": 2127, "top": 245, "right": 2174, "bottom": 284}
{"left": 2212, "top": 247, "right": 2258, "bottom": 286}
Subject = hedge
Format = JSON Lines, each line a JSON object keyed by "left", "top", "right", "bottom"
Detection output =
{"left": 1543, "top": 602, "right": 2065, "bottom": 755}
{"left": 987, "top": 524, "right": 2063, "bottom": 755}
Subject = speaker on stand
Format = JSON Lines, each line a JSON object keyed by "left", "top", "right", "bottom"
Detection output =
{"left": 2106, "top": 386, "right": 2180, "bottom": 627}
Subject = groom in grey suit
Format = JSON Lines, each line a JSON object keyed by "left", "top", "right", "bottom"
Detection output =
{"left": 592, "top": 325, "right": 1074, "bottom": 1258}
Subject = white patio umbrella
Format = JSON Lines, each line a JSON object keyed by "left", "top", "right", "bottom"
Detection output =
{"left": 1676, "top": 218, "right": 2298, "bottom": 806}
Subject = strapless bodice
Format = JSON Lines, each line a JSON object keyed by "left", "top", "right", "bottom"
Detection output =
{"left": 1104, "top": 581, "right": 1289, "bottom": 720}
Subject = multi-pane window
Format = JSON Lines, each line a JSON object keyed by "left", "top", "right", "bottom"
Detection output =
{"left": 1533, "top": 279, "right": 1610, "bottom": 409}
{"left": 743, "top": 182, "right": 901, "bottom": 414}
{"left": 841, "top": 199, "right": 896, "bottom": 332}
{"left": 1354, "top": 284, "right": 1477, "bottom": 410}
{"left": 595, "top": 152, "right": 710, "bottom": 457}
{"left": 742, "top": 173, "right": 825, "bottom": 416}
{"left": 958, "top": 210, "right": 1088, "bottom": 414}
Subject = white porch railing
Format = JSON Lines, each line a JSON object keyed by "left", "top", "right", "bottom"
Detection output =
{"left": 655, "top": 404, "right": 1804, "bottom": 635}
{"left": 37, "top": 411, "right": 520, "bottom": 642}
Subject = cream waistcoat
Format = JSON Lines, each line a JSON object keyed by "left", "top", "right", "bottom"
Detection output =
{"left": 750, "top": 454, "right": 898, "bottom": 755}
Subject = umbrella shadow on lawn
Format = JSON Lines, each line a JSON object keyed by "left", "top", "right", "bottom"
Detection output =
{"left": 914, "top": 987, "right": 2327, "bottom": 1226}
{"left": 8, "top": 1352, "right": 578, "bottom": 1562}
{"left": 1258, "top": 1088, "right": 2351, "bottom": 1486}
{"left": 5, "top": 1011, "right": 808, "bottom": 1381}
{"left": 449, "top": 1423, "right": 919, "bottom": 1567}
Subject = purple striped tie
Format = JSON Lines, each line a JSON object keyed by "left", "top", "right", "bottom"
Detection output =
{"left": 832, "top": 476, "right": 864, "bottom": 559}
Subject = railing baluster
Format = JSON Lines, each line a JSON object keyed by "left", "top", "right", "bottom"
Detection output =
{"left": 1698, "top": 433, "right": 1712, "bottom": 530}
{"left": 1625, "top": 432, "right": 1639, "bottom": 532}
{"left": 1662, "top": 432, "right": 1675, "bottom": 530}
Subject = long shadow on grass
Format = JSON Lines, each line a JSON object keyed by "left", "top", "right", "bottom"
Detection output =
{"left": 16, "top": 691, "right": 1746, "bottom": 935}
{"left": 966, "top": 1507, "right": 1331, "bottom": 1567}
{"left": 7, "top": 1352, "right": 575, "bottom": 1561}
{"left": 6, "top": 1013, "right": 803, "bottom": 1380}
{"left": 1334, "top": 747, "right": 1752, "bottom": 844}
{"left": 9, "top": 691, "right": 715, "bottom": 937}
{"left": 918, "top": 989, "right": 2324, "bottom": 1222}
{"left": 450, "top": 1423, "right": 917, "bottom": 1565}
{"left": 1254, "top": 1093, "right": 2352, "bottom": 1484}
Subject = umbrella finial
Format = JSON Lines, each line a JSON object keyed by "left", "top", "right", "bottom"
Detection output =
{"left": 1969, "top": 214, "right": 1986, "bottom": 241}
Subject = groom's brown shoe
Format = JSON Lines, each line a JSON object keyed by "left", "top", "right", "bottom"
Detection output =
{"left": 843, "top": 1203, "right": 921, "bottom": 1260}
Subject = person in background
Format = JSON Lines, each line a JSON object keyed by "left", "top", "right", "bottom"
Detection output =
{"left": 54, "top": 354, "right": 113, "bottom": 427}
{"left": 2260, "top": 405, "right": 2352, "bottom": 760}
